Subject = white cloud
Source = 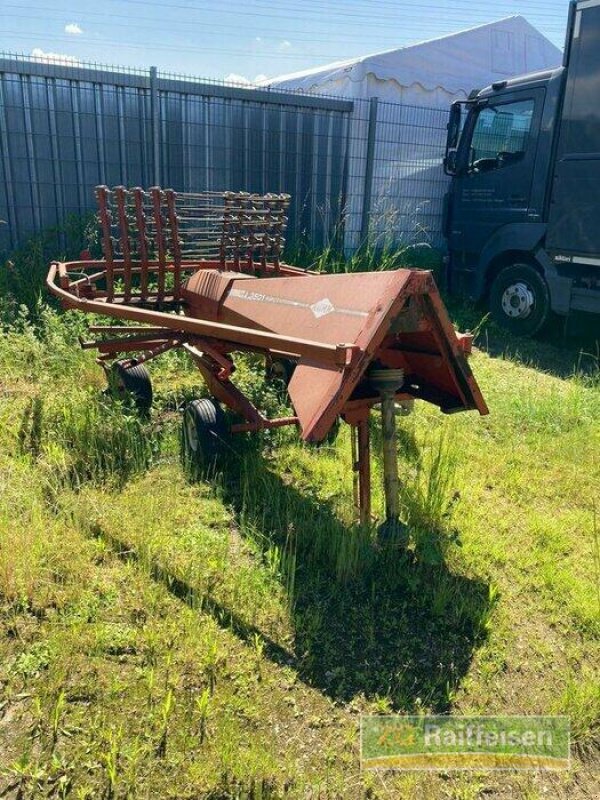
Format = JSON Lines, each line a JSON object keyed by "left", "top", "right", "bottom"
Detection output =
{"left": 64, "top": 22, "right": 83, "bottom": 35}
{"left": 31, "top": 48, "right": 80, "bottom": 65}
{"left": 255, "top": 36, "right": 262, "bottom": 43}
{"left": 278, "top": 40, "right": 291, "bottom": 51}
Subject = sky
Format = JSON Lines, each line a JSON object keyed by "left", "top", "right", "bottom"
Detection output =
{"left": 0, "top": 0, "right": 571, "bottom": 83}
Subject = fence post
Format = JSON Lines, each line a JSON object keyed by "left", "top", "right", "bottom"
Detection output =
{"left": 149, "top": 66, "right": 160, "bottom": 185}
{"left": 0, "top": 77, "right": 18, "bottom": 248}
{"left": 359, "top": 96, "right": 378, "bottom": 246}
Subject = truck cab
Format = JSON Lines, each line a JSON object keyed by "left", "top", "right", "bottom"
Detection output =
{"left": 443, "top": 0, "right": 600, "bottom": 335}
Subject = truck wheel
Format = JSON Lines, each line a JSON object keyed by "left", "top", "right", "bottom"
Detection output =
{"left": 489, "top": 263, "right": 550, "bottom": 337}
{"left": 182, "top": 398, "right": 227, "bottom": 476}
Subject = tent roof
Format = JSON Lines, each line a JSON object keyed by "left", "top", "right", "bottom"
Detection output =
{"left": 262, "top": 17, "right": 562, "bottom": 96}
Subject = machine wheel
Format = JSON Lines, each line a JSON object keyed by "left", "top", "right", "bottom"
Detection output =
{"left": 109, "top": 360, "right": 153, "bottom": 412}
{"left": 182, "top": 398, "right": 228, "bottom": 475}
{"left": 265, "top": 357, "right": 295, "bottom": 388}
{"left": 489, "top": 263, "right": 550, "bottom": 337}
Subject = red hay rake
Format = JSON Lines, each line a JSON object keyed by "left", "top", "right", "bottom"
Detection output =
{"left": 47, "top": 185, "right": 488, "bottom": 531}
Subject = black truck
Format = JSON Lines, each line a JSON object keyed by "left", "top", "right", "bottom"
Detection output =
{"left": 443, "top": 0, "right": 600, "bottom": 335}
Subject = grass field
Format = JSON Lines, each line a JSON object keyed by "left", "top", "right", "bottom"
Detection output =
{"left": 0, "top": 242, "right": 599, "bottom": 798}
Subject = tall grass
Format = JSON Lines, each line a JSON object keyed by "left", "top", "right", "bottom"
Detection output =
{"left": 286, "top": 235, "right": 442, "bottom": 279}
{"left": 233, "top": 447, "right": 376, "bottom": 585}
{"left": 0, "top": 454, "right": 94, "bottom": 614}
{"left": 34, "top": 391, "right": 158, "bottom": 490}
{"left": 0, "top": 306, "right": 99, "bottom": 389}
{"left": 1, "top": 213, "right": 98, "bottom": 318}
{"left": 228, "top": 418, "right": 464, "bottom": 592}
{"left": 400, "top": 427, "right": 460, "bottom": 564}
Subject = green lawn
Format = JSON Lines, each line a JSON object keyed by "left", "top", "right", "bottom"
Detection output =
{"left": 0, "top": 299, "right": 598, "bottom": 799}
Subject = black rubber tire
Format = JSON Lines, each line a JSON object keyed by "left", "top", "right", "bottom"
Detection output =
{"left": 489, "top": 263, "right": 550, "bottom": 337}
{"left": 265, "top": 357, "right": 296, "bottom": 388}
{"left": 109, "top": 360, "right": 153, "bottom": 412}
{"left": 182, "top": 398, "right": 227, "bottom": 475}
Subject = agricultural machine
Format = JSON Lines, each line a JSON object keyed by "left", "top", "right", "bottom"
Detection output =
{"left": 47, "top": 186, "right": 488, "bottom": 529}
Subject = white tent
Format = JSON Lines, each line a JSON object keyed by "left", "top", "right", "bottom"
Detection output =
{"left": 263, "top": 18, "right": 562, "bottom": 251}
{"left": 263, "top": 17, "right": 562, "bottom": 109}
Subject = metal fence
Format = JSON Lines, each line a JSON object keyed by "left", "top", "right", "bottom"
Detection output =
{"left": 369, "top": 100, "right": 451, "bottom": 249}
{"left": 0, "top": 54, "right": 450, "bottom": 256}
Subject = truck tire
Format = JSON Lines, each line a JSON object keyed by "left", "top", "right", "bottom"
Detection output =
{"left": 489, "top": 263, "right": 550, "bottom": 337}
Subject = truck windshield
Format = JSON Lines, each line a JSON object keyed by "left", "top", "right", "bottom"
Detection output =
{"left": 465, "top": 99, "right": 535, "bottom": 172}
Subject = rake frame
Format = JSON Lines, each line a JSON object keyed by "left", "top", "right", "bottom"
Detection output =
{"left": 47, "top": 186, "right": 488, "bottom": 527}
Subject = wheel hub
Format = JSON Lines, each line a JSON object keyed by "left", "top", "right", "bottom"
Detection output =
{"left": 501, "top": 282, "right": 535, "bottom": 319}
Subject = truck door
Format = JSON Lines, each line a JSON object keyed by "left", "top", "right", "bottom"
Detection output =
{"left": 547, "top": 1, "right": 600, "bottom": 261}
{"left": 448, "top": 90, "right": 544, "bottom": 266}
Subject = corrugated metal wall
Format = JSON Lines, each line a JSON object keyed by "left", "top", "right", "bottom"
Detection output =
{"left": 0, "top": 57, "right": 353, "bottom": 253}
{"left": 0, "top": 56, "right": 453, "bottom": 257}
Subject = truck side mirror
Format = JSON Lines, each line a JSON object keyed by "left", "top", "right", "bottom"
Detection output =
{"left": 444, "top": 103, "right": 462, "bottom": 175}
{"left": 444, "top": 149, "right": 458, "bottom": 176}
{"left": 447, "top": 103, "right": 462, "bottom": 149}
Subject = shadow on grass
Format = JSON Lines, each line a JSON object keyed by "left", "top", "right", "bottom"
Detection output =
{"left": 447, "top": 299, "right": 599, "bottom": 380}
{"left": 81, "top": 413, "right": 493, "bottom": 712}
{"left": 57, "top": 365, "right": 494, "bottom": 712}
{"left": 212, "top": 438, "right": 494, "bottom": 713}
{"left": 88, "top": 520, "right": 296, "bottom": 670}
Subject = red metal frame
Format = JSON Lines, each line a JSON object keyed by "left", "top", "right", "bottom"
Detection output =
{"left": 47, "top": 186, "right": 488, "bottom": 526}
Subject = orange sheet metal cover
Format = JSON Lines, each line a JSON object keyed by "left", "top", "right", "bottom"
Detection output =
{"left": 184, "top": 267, "right": 407, "bottom": 343}
{"left": 184, "top": 267, "right": 488, "bottom": 442}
